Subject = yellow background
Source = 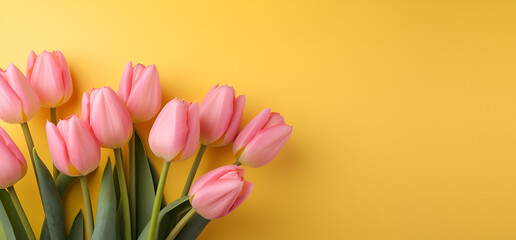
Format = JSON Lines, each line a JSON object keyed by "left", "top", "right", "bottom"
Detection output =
{"left": 1, "top": 0, "right": 516, "bottom": 239}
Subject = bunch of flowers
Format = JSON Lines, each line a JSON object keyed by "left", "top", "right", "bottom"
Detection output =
{"left": 0, "top": 51, "right": 292, "bottom": 240}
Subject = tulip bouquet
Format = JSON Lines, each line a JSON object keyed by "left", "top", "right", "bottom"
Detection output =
{"left": 0, "top": 50, "right": 292, "bottom": 240}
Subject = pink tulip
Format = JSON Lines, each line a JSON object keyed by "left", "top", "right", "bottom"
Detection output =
{"left": 26, "top": 50, "right": 73, "bottom": 108}
{"left": 0, "top": 126, "right": 27, "bottom": 188}
{"left": 199, "top": 84, "right": 245, "bottom": 147}
{"left": 46, "top": 115, "right": 100, "bottom": 176}
{"left": 189, "top": 165, "right": 253, "bottom": 219}
{"left": 117, "top": 61, "right": 161, "bottom": 122}
{"left": 0, "top": 64, "right": 40, "bottom": 124}
{"left": 82, "top": 87, "right": 133, "bottom": 148}
{"left": 233, "top": 109, "right": 292, "bottom": 168}
{"left": 149, "top": 98, "right": 199, "bottom": 162}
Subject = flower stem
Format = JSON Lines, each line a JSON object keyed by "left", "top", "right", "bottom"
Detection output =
{"left": 79, "top": 176, "right": 94, "bottom": 239}
{"left": 7, "top": 186, "right": 35, "bottom": 240}
{"left": 147, "top": 161, "right": 171, "bottom": 240}
{"left": 233, "top": 160, "right": 241, "bottom": 166}
{"left": 181, "top": 144, "right": 207, "bottom": 197}
{"left": 20, "top": 122, "right": 39, "bottom": 186}
{"left": 166, "top": 209, "right": 197, "bottom": 240}
{"left": 114, "top": 148, "right": 131, "bottom": 240}
{"left": 49, "top": 107, "right": 60, "bottom": 181}
{"left": 128, "top": 126, "right": 136, "bottom": 238}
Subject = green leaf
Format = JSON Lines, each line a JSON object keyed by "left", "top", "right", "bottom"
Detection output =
{"left": 116, "top": 198, "right": 124, "bottom": 240}
{"left": 92, "top": 159, "right": 116, "bottom": 240}
{"left": 68, "top": 211, "right": 84, "bottom": 240}
{"left": 0, "top": 194, "right": 15, "bottom": 240}
{"left": 174, "top": 213, "right": 211, "bottom": 240}
{"left": 134, "top": 131, "right": 156, "bottom": 236}
{"left": 137, "top": 197, "right": 191, "bottom": 240}
{"left": 56, "top": 174, "right": 76, "bottom": 196}
{"left": 0, "top": 189, "right": 27, "bottom": 240}
{"left": 33, "top": 149, "right": 66, "bottom": 240}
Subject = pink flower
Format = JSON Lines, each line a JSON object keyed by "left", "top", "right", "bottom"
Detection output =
{"left": 0, "top": 64, "right": 40, "bottom": 123}
{"left": 149, "top": 98, "right": 199, "bottom": 162}
{"left": 82, "top": 87, "right": 133, "bottom": 148}
{"left": 233, "top": 109, "right": 292, "bottom": 168}
{"left": 26, "top": 50, "right": 73, "bottom": 108}
{"left": 46, "top": 115, "right": 100, "bottom": 176}
{"left": 0, "top": 126, "right": 27, "bottom": 188}
{"left": 117, "top": 61, "right": 161, "bottom": 122}
{"left": 200, "top": 84, "right": 245, "bottom": 147}
{"left": 189, "top": 165, "right": 253, "bottom": 219}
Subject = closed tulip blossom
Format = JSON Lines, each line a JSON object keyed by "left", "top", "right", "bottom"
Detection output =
{"left": 149, "top": 98, "right": 200, "bottom": 162}
{"left": 189, "top": 165, "right": 253, "bottom": 219}
{"left": 46, "top": 114, "right": 100, "bottom": 176}
{"left": 82, "top": 87, "right": 133, "bottom": 148}
{"left": 0, "top": 127, "right": 27, "bottom": 189}
{"left": 200, "top": 84, "right": 245, "bottom": 147}
{"left": 233, "top": 109, "right": 292, "bottom": 168}
{"left": 0, "top": 64, "right": 40, "bottom": 124}
{"left": 117, "top": 61, "right": 161, "bottom": 122}
{"left": 26, "top": 50, "right": 73, "bottom": 108}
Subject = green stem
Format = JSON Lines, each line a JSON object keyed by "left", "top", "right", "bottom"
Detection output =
{"left": 49, "top": 107, "right": 60, "bottom": 181}
{"left": 128, "top": 126, "right": 136, "bottom": 238}
{"left": 7, "top": 186, "right": 35, "bottom": 240}
{"left": 114, "top": 148, "right": 131, "bottom": 240}
{"left": 147, "top": 161, "right": 171, "bottom": 240}
{"left": 233, "top": 160, "right": 242, "bottom": 166}
{"left": 181, "top": 145, "right": 207, "bottom": 197}
{"left": 79, "top": 176, "right": 94, "bottom": 239}
{"left": 20, "top": 122, "right": 39, "bottom": 186}
{"left": 166, "top": 209, "right": 197, "bottom": 240}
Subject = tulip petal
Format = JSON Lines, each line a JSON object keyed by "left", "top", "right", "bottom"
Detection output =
{"left": 149, "top": 99, "right": 188, "bottom": 161}
{"left": 200, "top": 85, "right": 235, "bottom": 144}
{"left": 117, "top": 61, "right": 133, "bottom": 103}
{"left": 81, "top": 92, "right": 90, "bottom": 125}
{"left": 0, "top": 73, "right": 23, "bottom": 123}
{"left": 0, "top": 127, "right": 26, "bottom": 168}
{"left": 125, "top": 64, "right": 161, "bottom": 122}
{"left": 46, "top": 121, "right": 73, "bottom": 176}
{"left": 264, "top": 112, "right": 285, "bottom": 129}
{"left": 26, "top": 51, "right": 37, "bottom": 80}
{"left": 218, "top": 95, "right": 246, "bottom": 147}
{"left": 239, "top": 125, "right": 292, "bottom": 168}
{"left": 5, "top": 64, "right": 40, "bottom": 121}
{"left": 30, "top": 51, "right": 64, "bottom": 107}
{"left": 0, "top": 142, "right": 26, "bottom": 189}
{"left": 56, "top": 50, "right": 73, "bottom": 105}
{"left": 191, "top": 179, "right": 244, "bottom": 219}
{"left": 227, "top": 180, "right": 253, "bottom": 213}
{"left": 189, "top": 165, "right": 241, "bottom": 196}
{"left": 233, "top": 108, "right": 271, "bottom": 156}
{"left": 180, "top": 102, "right": 200, "bottom": 161}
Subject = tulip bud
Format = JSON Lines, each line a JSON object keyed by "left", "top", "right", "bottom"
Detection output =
{"left": 199, "top": 84, "right": 246, "bottom": 147}
{"left": 46, "top": 115, "right": 100, "bottom": 176}
{"left": 0, "top": 126, "right": 27, "bottom": 188}
{"left": 26, "top": 50, "right": 73, "bottom": 108}
{"left": 82, "top": 87, "right": 133, "bottom": 148}
{"left": 117, "top": 61, "right": 161, "bottom": 122}
{"left": 233, "top": 109, "right": 292, "bottom": 168}
{"left": 149, "top": 98, "right": 200, "bottom": 162}
{"left": 189, "top": 165, "right": 253, "bottom": 219}
{"left": 0, "top": 64, "right": 40, "bottom": 124}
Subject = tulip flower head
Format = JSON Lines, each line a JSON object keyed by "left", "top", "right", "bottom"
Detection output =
{"left": 82, "top": 87, "right": 133, "bottom": 148}
{"left": 117, "top": 61, "right": 161, "bottom": 122}
{"left": 233, "top": 109, "right": 292, "bottom": 168}
{"left": 149, "top": 98, "right": 200, "bottom": 162}
{"left": 189, "top": 165, "right": 253, "bottom": 219}
{"left": 0, "top": 64, "right": 40, "bottom": 124}
{"left": 46, "top": 115, "right": 100, "bottom": 176}
{"left": 26, "top": 50, "right": 73, "bottom": 108}
{"left": 200, "top": 84, "right": 246, "bottom": 147}
{"left": 0, "top": 126, "right": 27, "bottom": 189}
